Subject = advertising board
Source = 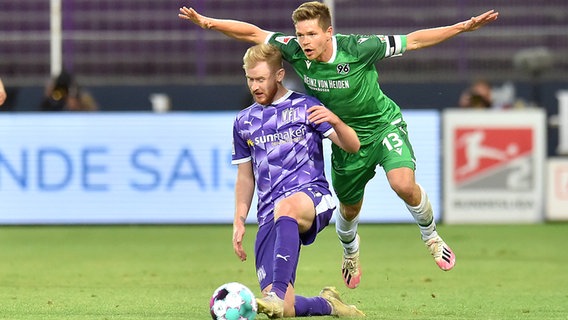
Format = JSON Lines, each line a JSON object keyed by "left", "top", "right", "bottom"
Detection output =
{"left": 443, "top": 109, "right": 545, "bottom": 224}
{"left": 546, "top": 158, "right": 568, "bottom": 220}
{"left": 0, "top": 111, "right": 440, "bottom": 224}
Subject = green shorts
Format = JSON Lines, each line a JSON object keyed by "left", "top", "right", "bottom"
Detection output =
{"left": 331, "top": 118, "right": 416, "bottom": 205}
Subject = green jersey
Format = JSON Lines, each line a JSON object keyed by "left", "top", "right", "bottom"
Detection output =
{"left": 268, "top": 33, "right": 407, "bottom": 145}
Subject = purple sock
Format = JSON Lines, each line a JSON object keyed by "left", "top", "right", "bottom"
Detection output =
{"left": 271, "top": 216, "right": 300, "bottom": 300}
{"left": 294, "top": 295, "right": 332, "bottom": 316}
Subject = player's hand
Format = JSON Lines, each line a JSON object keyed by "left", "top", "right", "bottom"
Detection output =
{"left": 0, "top": 79, "right": 6, "bottom": 106}
{"left": 462, "top": 10, "right": 499, "bottom": 32}
{"left": 232, "top": 222, "right": 247, "bottom": 262}
{"left": 178, "top": 6, "right": 212, "bottom": 29}
{"left": 307, "top": 105, "right": 340, "bottom": 126}
{"left": 0, "top": 90, "right": 6, "bottom": 106}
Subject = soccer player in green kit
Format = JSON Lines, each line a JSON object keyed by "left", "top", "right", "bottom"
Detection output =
{"left": 179, "top": 2, "right": 498, "bottom": 289}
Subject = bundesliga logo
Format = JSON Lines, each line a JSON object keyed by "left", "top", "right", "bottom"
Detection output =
{"left": 453, "top": 128, "right": 534, "bottom": 190}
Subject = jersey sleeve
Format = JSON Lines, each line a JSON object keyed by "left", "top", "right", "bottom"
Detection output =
{"left": 381, "top": 35, "right": 407, "bottom": 58}
{"left": 304, "top": 96, "right": 334, "bottom": 137}
{"left": 231, "top": 115, "right": 251, "bottom": 165}
{"left": 352, "top": 34, "right": 407, "bottom": 62}
{"left": 322, "top": 127, "right": 335, "bottom": 138}
{"left": 266, "top": 32, "right": 303, "bottom": 62}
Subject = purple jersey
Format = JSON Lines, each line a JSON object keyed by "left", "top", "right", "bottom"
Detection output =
{"left": 232, "top": 90, "right": 334, "bottom": 226}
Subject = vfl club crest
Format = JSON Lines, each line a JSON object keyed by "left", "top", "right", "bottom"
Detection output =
{"left": 281, "top": 107, "right": 299, "bottom": 124}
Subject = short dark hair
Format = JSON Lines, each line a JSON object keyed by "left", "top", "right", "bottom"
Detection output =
{"left": 292, "top": 1, "right": 332, "bottom": 30}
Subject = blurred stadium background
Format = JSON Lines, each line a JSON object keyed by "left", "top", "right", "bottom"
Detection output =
{"left": 2, "top": 0, "right": 568, "bottom": 84}
{"left": 1, "top": 0, "right": 567, "bottom": 112}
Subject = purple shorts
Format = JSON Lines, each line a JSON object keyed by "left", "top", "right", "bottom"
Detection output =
{"left": 254, "top": 184, "right": 335, "bottom": 290}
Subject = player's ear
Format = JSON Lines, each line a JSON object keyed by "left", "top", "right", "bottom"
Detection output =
{"left": 276, "top": 68, "right": 285, "bottom": 82}
{"left": 325, "top": 26, "right": 333, "bottom": 38}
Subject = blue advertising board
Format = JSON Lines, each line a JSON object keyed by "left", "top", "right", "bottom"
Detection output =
{"left": 0, "top": 111, "right": 439, "bottom": 224}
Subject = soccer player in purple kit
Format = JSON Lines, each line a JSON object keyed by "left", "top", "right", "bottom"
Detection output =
{"left": 232, "top": 43, "right": 363, "bottom": 318}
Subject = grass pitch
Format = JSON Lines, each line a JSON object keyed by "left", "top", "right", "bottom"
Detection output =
{"left": 0, "top": 223, "right": 566, "bottom": 319}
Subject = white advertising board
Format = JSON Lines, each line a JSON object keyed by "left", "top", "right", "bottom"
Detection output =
{"left": 556, "top": 90, "right": 568, "bottom": 155}
{"left": 546, "top": 158, "right": 568, "bottom": 220}
{"left": 443, "top": 109, "right": 545, "bottom": 224}
{"left": 0, "top": 111, "right": 439, "bottom": 224}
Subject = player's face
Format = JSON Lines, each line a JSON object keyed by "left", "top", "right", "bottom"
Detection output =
{"left": 295, "top": 19, "right": 333, "bottom": 62}
{"left": 245, "top": 61, "right": 283, "bottom": 105}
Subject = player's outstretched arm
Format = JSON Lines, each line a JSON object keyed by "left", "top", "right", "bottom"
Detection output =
{"left": 406, "top": 9, "right": 499, "bottom": 51}
{"left": 178, "top": 6, "right": 269, "bottom": 44}
{"left": 308, "top": 105, "right": 360, "bottom": 153}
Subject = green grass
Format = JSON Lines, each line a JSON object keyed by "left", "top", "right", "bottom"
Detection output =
{"left": 0, "top": 223, "right": 567, "bottom": 319}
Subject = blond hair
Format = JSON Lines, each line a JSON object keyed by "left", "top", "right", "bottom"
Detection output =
{"left": 242, "top": 44, "right": 283, "bottom": 71}
{"left": 292, "top": 1, "right": 332, "bottom": 30}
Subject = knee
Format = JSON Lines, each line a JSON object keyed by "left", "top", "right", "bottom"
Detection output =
{"left": 390, "top": 181, "right": 421, "bottom": 206}
{"left": 274, "top": 200, "right": 295, "bottom": 221}
{"left": 274, "top": 199, "right": 299, "bottom": 221}
{"left": 339, "top": 201, "right": 362, "bottom": 221}
{"left": 387, "top": 168, "right": 417, "bottom": 201}
{"left": 390, "top": 178, "right": 417, "bottom": 203}
{"left": 391, "top": 181, "right": 414, "bottom": 198}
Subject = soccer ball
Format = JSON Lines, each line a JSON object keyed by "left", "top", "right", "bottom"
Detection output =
{"left": 209, "top": 282, "right": 258, "bottom": 320}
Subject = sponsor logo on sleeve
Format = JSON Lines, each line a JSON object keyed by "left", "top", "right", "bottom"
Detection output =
{"left": 275, "top": 36, "right": 295, "bottom": 45}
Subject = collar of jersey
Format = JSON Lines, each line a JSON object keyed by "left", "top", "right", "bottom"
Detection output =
{"left": 263, "top": 90, "right": 293, "bottom": 107}
{"left": 326, "top": 36, "right": 338, "bottom": 63}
